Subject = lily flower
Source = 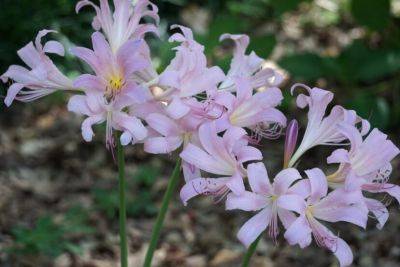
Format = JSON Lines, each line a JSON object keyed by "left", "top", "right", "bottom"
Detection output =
{"left": 281, "top": 168, "right": 368, "bottom": 267}
{"left": 179, "top": 123, "right": 262, "bottom": 205}
{"left": 76, "top": 0, "right": 159, "bottom": 53}
{"left": 69, "top": 32, "right": 151, "bottom": 147}
{"left": 226, "top": 162, "right": 302, "bottom": 246}
{"left": 157, "top": 25, "right": 225, "bottom": 119}
{"left": 327, "top": 124, "right": 400, "bottom": 228}
{"left": 1, "top": 30, "right": 76, "bottom": 106}
{"left": 214, "top": 78, "right": 286, "bottom": 139}
{"left": 219, "top": 33, "right": 283, "bottom": 91}
{"left": 288, "top": 84, "right": 370, "bottom": 167}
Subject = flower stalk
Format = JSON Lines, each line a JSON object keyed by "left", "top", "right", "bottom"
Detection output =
{"left": 143, "top": 157, "right": 182, "bottom": 267}
{"left": 117, "top": 136, "right": 128, "bottom": 267}
{"left": 241, "top": 234, "right": 262, "bottom": 267}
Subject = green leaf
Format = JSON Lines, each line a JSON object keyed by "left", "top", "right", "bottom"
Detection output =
{"left": 271, "top": 0, "right": 311, "bottom": 16}
{"left": 351, "top": 0, "right": 391, "bottom": 30}
{"left": 346, "top": 93, "right": 390, "bottom": 129}
{"left": 248, "top": 35, "right": 276, "bottom": 59}
{"left": 278, "top": 53, "right": 326, "bottom": 81}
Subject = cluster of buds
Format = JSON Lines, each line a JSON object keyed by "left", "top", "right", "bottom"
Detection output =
{"left": 2, "top": 1, "right": 399, "bottom": 266}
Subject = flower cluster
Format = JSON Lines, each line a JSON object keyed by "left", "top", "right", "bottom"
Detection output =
{"left": 2, "top": 1, "right": 399, "bottom": 266}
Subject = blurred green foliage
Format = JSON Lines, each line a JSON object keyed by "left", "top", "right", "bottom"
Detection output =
{"left": 8, "top": 206, "right": 93, "bottom": 258}
{"left": 92, "top": 164, "right": 159, "bottom": 219}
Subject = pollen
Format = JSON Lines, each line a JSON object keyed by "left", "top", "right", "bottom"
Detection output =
{"left": 105, "top": 75, "right": 124, "bottom": 100}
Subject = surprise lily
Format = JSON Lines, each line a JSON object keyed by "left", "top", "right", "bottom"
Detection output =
{"left": 157, "top": 25, "right": 225, "bottom": 120}
{"left": 214, "top": 78, "right": 286, "bottom": 139}
{"left": 288, "top": 84, "right": 370, "bottom": 167}
{"left": 226, "top": 162, "right": 301, "bottom": 246}
{"left": 280, "top": 168, "right": 368, "bottom": 267}
{"left": 76, "top": 0, "right": 159, "bottom": 53}
{"left": 327, "top": 123, "right": 400, "bottom": 228}
{"left": 1, "top": 30, "right": 76, "bottom": 107}
{"left": 219, "top": 33, "right": 283, "bottom": 91}
{"left": 179, "top": 123, "right": 262, "bottom": 205}
{"left": 68, "top": 32, "right": 151, "bottom": 147}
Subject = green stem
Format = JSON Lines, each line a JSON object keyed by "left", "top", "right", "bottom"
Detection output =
{"left": 143, "top": 157, "right": 182, "bottom": 267}
{"left": 117, "top": 138, "right": 128, "bottom": 267}
{"left": 241, "top": 235, "right": 262, "bottom": 267}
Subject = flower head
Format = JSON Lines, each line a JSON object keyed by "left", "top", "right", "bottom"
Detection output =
{"left": 179, "top": 123, "right": 262, "bottom": 204}
{"left": 76, "top": 0, "right": 159, "bottom": 53}
{"left": 69, "top": 32, "right": 152, "bottom": 147}
{"left": 226, "top": 163, "right": 301, "bottom": 245}
{"left": 327, "top": 124, "right": 400, "bottom": 228}
{"left": 219, "top": 34, "right": 283, "bottom": 91}
{"left": 214, "top": 78, "right": 286, "bottom": 139}
{"left": 288, "top": 84, "right": 370, "bottom": 167}
{"left": 1, "top": 30, "right": 75, "bottom": 106}
{"left": 281, "top": 168, "right": 368, "bottom": 267}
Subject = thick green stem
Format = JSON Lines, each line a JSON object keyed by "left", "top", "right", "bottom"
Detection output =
{"left": 117, "top": 139, "right": 128, "bottom": 267}
{"left": 241, "top": 235, "right": 262, "bottom": 267}
{"left": 143, "top": 157, "right": 182, "bottom": 267}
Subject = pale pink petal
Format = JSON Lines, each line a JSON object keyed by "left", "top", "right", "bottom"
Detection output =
{"left": 277, "top": 194, "right": 307, "bottom": 214}
{"left": 363, "top": 183, "right": 400, "bottom": 205}
{"left": 166, "top": 96, "right": 191, "bottom": 119}
{"left": 327, "top": 148, "right": 350, "bottom": 164}
{"left": 43, "top": 40, "right": 65, "bottom": 56}
{"left": 284, "top": 215, "right": 312, "bottom": 248}
{"left": 73, "top": 74, "right": 105, "bottom": 91}
{"left": 144, "top": 136, "right": 182, "bottom": 154}
{"left": 226, "top": 172, "right": 245, "bottom": 195}
{"left": 180, "top": 144, "right": 233, "bottom": 176}
{"left": 278, "top": 209, "right": 297, "bottom": 229}
{"left": 287, "top": 179, "right": 310, "bottom": 199}
{"left": 236, "top": 146, "right": 263, "bottom": 163}
{"left": 247, "top": 162, "right": 272, "bottom": 195}
{"left": 67, "top": 95, "right": 91, "bottom": 115}
{"left": 273, "top": 168, "right": 302, "bottom": 195}
{"left": 81, "top": 114, "right": 105, "bottom": 142}
{"left": 364, "top": 197, "right": 389, "bottom": 230}
{"left": 313, "top": 188, "right": 368, "bottom": 228}
{"left": 237, "top": 208, "right": 271, "bottom": 247}
{"left": 4, "top": 83, "right": 24, "bottom": 107}
{"left": 145, "top": 113, "right": 180, "bottom": 137}
{"left": 226, "top": 192, "right": 268, "bottom": 211}
{"left": 305, "top": 168, "right": 328, "bottom": 204}
{"left": 182, "top": 161, "right": 201, "bottom": 182}
{"left": 180, "top": 177, "right": 229, "bottom": 205}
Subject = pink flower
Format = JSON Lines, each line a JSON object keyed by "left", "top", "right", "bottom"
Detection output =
{"left": 327, "top": 124, "right": 400, "bottom": 228}
{"left": 76, "top": 0, "right": 159, "bottom": 53}
{"left": 69, "top": 32, "right": 152, "bottom": 147}
{"left": 219, "top": 34, "right": 283, "bottom": 91}
{"left": 288, "top": 84, "right": 370, "bottom": 167}
{"left": 214, "top": 78, "right": 286, "bottom": 138}
{"left": 68, "top": 91, "right": 148, "bottom": 147}
{"left": 1, "top": 30, "right": 75, "bottom": 107}
{"left": 144, "top": 112, "right": 198, "bottom": 154}
{"left": 280, "top": 168, "right": 368, "bottom": 267}
{"left": 179, "top": 123, "right": 262, "bottom": 205}
{"left": 226, "top": 163, "right": 302, "bottom": 246}
{"left": 157, "top": 25, "right": 225, "bottom": 119}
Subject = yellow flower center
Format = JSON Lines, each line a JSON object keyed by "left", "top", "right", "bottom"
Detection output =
{"left": 105, "top": 75, "right": 124, "bottom": 100}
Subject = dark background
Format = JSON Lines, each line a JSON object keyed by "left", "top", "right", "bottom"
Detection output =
{"left": 0, "top": 0, "right": 399, "bottom": 266}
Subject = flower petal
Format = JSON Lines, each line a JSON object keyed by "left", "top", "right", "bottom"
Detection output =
{"left": 273, "top": 168, "right": 302, "bottom": 195}
{"left": 226, "top": 191, "right": 268, "bottom": 211}
{"left": 247, "top": 162, "right": 272, "bottom": 195}
{"left": 237, "top": 208, "right": 271, "bottom": 247}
